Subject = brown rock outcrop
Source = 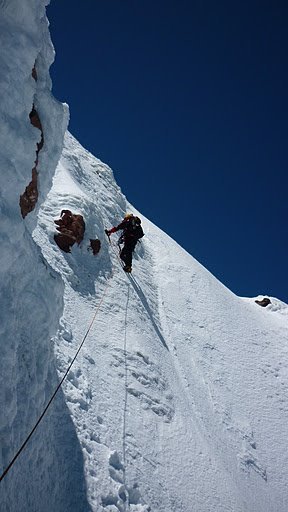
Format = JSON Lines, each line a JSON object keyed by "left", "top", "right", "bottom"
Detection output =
{"left": 89, "top": 238, "right": 101, "bottom": 255}
{"left": 54, "top": 210, "right": 85, "bottom": 253}
{"left": 255, "top": 297, "right": 271, "bottom": 307}
{"left": 19, "top": 104, "right": 44, "bottom": 218}
{"left": 19, "top": 168, "right": 38, "bottom": 218}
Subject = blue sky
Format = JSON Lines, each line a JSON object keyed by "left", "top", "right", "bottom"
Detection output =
{"left": 48, "top": 0, "right": 287, "bottom": 302}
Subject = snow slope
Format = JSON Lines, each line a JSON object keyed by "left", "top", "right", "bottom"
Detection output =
{"left": 1, "top": 2, "right": 288, "bottom": 511}
{"left": 33, "top": 132, "right": 288, "bottom": 512}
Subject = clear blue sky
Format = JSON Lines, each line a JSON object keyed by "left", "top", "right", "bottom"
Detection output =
{"left": 48, "top": 0, "right": 287, "bottom": 302}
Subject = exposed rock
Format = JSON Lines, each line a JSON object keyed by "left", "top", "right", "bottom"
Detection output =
{"left": 89, "top": 238, "right": 101, "bottom": 255}
{"left": 54, "top": 210, "right": 85, "bottom": 253}
{"left": 255, "top": 297, "right": 271, "bottom": 307}
{"left": 20, "top": 106, "right": 44, "bottom": 218}
{"left": 19, "top": 168, "right": 38, "bottom": 218}
{"left": 32, "top": 64, "right": 37, "bottom": 81}
{"left": 29, "top": 107, "right": 42, "bottom": 131}
{"left": 29, "top": 107, "right": 44, "bottom": 154}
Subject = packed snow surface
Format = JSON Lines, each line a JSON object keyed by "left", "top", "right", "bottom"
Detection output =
{"left": 33, "top": 133, "right": 288, "bottom": 512}
{"left": 1, "top": 2, "right": 288, "bottom": 512}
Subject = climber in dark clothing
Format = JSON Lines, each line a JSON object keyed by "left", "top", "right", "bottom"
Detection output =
{"left": 105, "top": 213, "right": 144, "bottom": 272}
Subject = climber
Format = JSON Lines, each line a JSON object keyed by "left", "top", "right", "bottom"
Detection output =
{"left": 105, "top": 213, "right": 144, "bottom": 272}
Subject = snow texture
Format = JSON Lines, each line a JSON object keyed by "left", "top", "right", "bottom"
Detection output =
{"left": 1, "top": 2, "right": 288, "bottom": 512}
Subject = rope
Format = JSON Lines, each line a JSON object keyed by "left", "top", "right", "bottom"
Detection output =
{"left": 122, "top": 282, "right": 130, "bottom": 511}
{"left": 108, "top": 235, "right": 128, "bottom": 272}
{"left": 0, "top": 274, "right": 112, "bottom": 483}
{"left": 108, "top": 236, "right": 132, "bottom": 509}
{"left": 107, "top": 233, "right": 120, "bottom": 258}
{"left": 109, "top": 236, "right": 169, "bottom": 350}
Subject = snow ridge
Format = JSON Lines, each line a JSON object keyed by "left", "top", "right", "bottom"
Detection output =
{"left": 33, "top": 132, "right": 288, "bottom": 512}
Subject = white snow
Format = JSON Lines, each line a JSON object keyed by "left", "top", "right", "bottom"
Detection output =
{"left": 1, "top": 2, "right": 288, "bottom": 512}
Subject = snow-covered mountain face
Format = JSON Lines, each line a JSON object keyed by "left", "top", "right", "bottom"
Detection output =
{"left": 0, "top": 1, "right": 77, "bottom": 510}
{"left": 1, "top": 3, "right": 288, "bottom": 512}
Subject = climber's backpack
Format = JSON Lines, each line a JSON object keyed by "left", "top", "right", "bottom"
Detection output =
{"left": 126, "top": 216, "right": 144, "bottom": 240}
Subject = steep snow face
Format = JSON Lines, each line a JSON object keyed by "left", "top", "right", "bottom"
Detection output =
{"left": 33, "top": 132, "right": 288, "bottom": 512}
{"left": 0, "top": 2, "right": 90, "bottom": 511}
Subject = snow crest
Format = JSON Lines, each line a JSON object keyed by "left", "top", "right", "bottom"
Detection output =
{"left": 33, "top": 133, "right": 288, "bottom": 512}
